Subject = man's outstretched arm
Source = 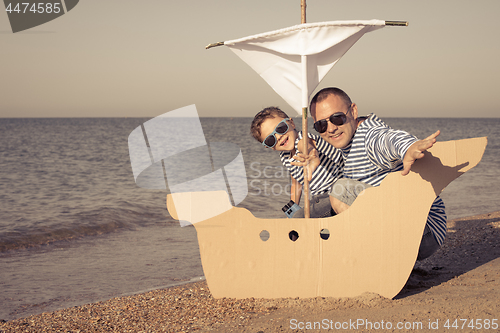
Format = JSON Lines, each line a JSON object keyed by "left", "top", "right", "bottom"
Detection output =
{"left": 401, "top": 130, "right": 440, "bottom": 176}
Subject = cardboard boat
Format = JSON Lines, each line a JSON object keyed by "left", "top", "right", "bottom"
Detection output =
{"left": 167, "top": 137, "right": 487, "bottom": 299}
{"left": 128, "top": 18, "right": 488, "bottom": 300}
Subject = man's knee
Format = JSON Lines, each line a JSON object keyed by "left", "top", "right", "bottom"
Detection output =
{"left": 330, "top": 196, "right": 349, "bottom": 214}
{"left": 329, "top": 178, "right": 373, "bottom": 207}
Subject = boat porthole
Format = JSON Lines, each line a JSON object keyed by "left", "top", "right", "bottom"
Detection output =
{"left": 289, "top": 230, "right": 299, "bottom": 241}
{"left": 320, "top": 228, "right": 330, "bottom": 240}
{"left": 259, "top": 230, "right": 270, "bottom": 241}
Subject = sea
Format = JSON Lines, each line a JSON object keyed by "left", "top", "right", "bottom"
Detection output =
{"left": 1, "top": 116, "right": 499, "bottom": 320}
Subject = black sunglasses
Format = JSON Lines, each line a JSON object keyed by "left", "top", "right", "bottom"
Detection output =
{"left": 313, "top": 112, "right": 348, "bottom": 133}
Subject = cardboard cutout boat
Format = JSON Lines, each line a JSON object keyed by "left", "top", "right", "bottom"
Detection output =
{"left": 128, "top": 13, "right": 488, "bottom": 299}
{"left": 165, "top": 136, "right": 487, "bottom": 299}
{"left": 128, "top": 105, "right": 487, "bottom": 299}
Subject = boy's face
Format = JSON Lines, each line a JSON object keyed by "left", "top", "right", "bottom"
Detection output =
{"left": 260, "top": 116, "right": 297, "bottom": 151}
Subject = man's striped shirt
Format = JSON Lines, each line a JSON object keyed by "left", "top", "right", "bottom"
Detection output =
{"left": 340, "top": 114, "right": 447, "bottom": 245}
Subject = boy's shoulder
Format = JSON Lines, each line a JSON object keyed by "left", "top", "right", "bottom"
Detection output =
{"left": 279, "top": 151, "right": 296, "bottom": 171}
{"left": 279, "top": 150, "right": 293, "bottom": 161}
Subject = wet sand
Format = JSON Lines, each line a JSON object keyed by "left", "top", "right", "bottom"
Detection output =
{"left": 1, "top": 211, "right": 499, "bottom": 332}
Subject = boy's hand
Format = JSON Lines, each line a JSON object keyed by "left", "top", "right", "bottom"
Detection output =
{"left": 297, "top": 137, "right": 316, "bottom": 154}
{"left": 308, "top": 150, "right": 320, "bottom": 181}
{"left": 402, "top": 130, "right": 440, "bottom": 176}
{"left": 291, "top": 148, "right": 320, "bottom": 181}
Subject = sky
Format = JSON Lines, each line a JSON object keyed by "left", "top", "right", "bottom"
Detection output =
{"left": 1, "top": 0, "right": 499, "bottom": 118}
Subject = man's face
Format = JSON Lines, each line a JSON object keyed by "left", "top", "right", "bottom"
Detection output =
{"left": 311, "top": 94, "right": 358, "bottom": 149}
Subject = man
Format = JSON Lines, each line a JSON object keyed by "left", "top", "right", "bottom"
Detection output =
{"left": 308, "top": 87, "right": 446, "bottom": 260}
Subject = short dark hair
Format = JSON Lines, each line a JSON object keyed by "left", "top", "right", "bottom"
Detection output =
{"left": 250, "top": 107, "right": 289, "bottom": 142}
{"left": 310, "top": 87, "right": 352, "bottom": 116}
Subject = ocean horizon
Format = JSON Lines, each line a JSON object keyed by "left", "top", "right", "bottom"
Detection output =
{"left": 1, "top": 116, "right": 499, "bottom": 320}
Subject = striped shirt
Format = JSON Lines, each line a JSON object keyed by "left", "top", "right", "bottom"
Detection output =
{"left": 280, "top": 132, "right": 343, "bottom": 196}
{"left": 341, "top": 114, "right": 447, "bottom": 245}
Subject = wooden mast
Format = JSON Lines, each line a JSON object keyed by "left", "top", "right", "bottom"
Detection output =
{"left": 301, "top": 0, "right": 306, "bottom": 23}
{"left": 300, "top": 0, "right": 310, "bottom": 218}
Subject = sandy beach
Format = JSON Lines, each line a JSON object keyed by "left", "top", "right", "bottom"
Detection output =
{"left": 1, "top": 210, "right": 499, "bottom": 332}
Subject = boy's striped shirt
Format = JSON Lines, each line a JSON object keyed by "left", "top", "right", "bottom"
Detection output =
{"left": 280, "top": 132, "right": 343, "bottom": 197}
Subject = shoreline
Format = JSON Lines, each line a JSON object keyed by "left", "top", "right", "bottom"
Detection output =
{"left": 1, "top": 210, "right": 499, "bottom": 332}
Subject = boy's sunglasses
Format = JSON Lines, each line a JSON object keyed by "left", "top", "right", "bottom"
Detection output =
{"left": 313, "top": 112, "right": 348, "bottom": 133}
{"left": 262, "top": 118, "right": 290, "bottom": 148}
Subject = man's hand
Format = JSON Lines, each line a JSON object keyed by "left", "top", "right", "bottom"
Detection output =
{"left": 402, "top": 130, "right": 440, "bottom": 176}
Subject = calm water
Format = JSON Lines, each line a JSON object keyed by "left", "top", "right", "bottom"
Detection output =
{"left": 0, "top": 116, "right": 499, "bottom": 320}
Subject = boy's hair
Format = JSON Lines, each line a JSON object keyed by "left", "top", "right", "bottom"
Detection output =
{"left": 250, "top": 107, "right": 289, "bottom": 142}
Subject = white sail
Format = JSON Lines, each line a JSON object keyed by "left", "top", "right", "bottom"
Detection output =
{"left": 224, "top": 20, "right": 386, "bottom": 113}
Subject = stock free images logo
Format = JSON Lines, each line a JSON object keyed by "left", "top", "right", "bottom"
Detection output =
{"left": 3, "top": 0, "right": 79, "bottom": 33}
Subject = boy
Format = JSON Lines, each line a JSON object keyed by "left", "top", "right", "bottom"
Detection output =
{"left": 250, "top": 107, "right": 343, "bottom": 218}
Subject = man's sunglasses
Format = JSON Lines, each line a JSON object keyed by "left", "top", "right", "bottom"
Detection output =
{"left": 313, "top": 112, "right": 348, "bottom": 133}
{"left": 262, "top": 118, "right": 290, "bottom": 148}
